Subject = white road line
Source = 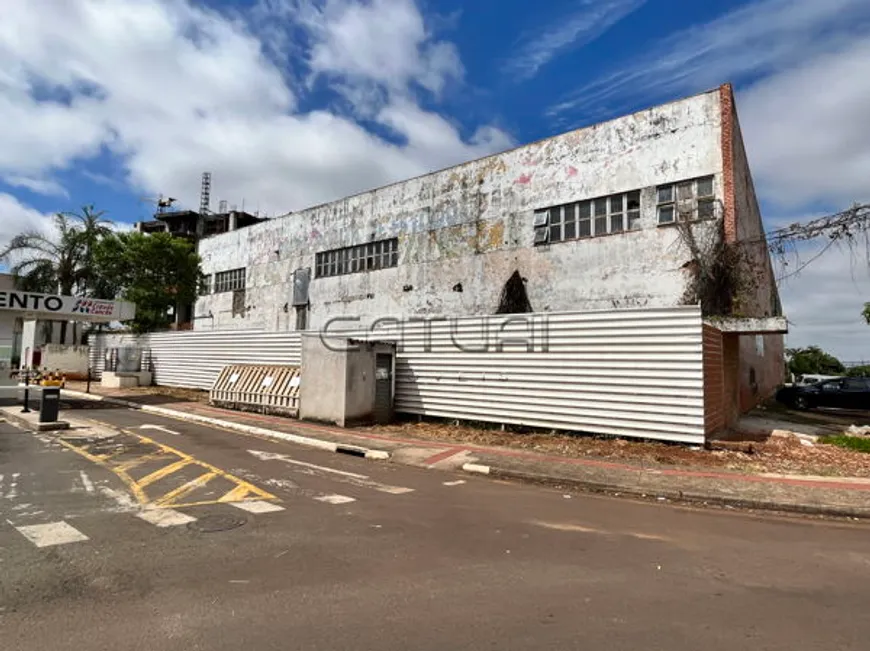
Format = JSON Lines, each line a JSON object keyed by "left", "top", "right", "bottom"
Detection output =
{"left": 314, "top": 494, "right": 356, "bottom": 505}
{"left": 248, "top": 449, "right": 414, "bottom": 495}
{"left": 98, "top": 486, "right": 138, "bottom": 513}
{"left": 15, "top": 521, "right": 89, "bottom": 547}
{"left": 231, "top": 500, "right": 286, "bottom": 514}
{"left": 139, "top": 424, "right": 180, "bottom": 436}
{"left": 4, "top": 472, "right": 20, "bottom": 499}
{"left": 443, "top": 480, "right": 466, "bottom": 486}
{"left": 137, "top": 508, "right": 196, "bottom": 527}
{"left": 248, "top": 450, "right": 367, "bottom": 478}
{"left": 79, "top": 470, "right": 95, "bottom": 493}
{"left": 354, "top": 480, "right": 414, "bottom": 495}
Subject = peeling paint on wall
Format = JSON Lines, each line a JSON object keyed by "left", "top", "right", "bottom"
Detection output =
{"left": 196, "top": 90, "right": 730, "bottom": 332}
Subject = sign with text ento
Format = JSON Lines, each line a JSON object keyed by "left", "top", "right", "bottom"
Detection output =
{"left": 0, "top": 290, "right": 135, "bottom": 322}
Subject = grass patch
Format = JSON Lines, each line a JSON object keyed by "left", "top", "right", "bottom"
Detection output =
{"left": 820, "top": 435, "right": 870, "bottom": 453}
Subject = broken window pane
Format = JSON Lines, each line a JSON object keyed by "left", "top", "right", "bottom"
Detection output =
{"left": 627, "top": 191, "right": 641, "bottom": 211}
{"left": 696, "top": 176, "right": 714, "bottom": 197}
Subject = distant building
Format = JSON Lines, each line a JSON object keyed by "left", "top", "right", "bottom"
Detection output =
{"left": 135, "top": 208, "right": 267, "bottom": 326}
{"left": 193, "top": 84, "right": 784, "bottom": 414}
{"left": 135, "top": 208, "right": 266, "bottom": 242}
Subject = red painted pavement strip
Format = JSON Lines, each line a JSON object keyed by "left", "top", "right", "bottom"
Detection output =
{"left": 113, "top": 396, "right": 870, "bottom": 494}
{"left": 421, "top": 447, "right": 467, "bottom": 466}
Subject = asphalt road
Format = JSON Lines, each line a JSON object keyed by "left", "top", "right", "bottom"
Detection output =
{"left": 2, "top": 402, "right": 870, "bottom": 651}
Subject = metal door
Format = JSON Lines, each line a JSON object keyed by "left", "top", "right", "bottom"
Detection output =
{"left": 374, "top": 353, "right": 394, "bottom": 425}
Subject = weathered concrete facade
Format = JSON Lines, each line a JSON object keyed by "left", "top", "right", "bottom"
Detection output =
{"left": 194, "top": 85, "right": 784, "bottom": 420}
{"left": 196, "top": 89, "right": 731, "bottom": 331}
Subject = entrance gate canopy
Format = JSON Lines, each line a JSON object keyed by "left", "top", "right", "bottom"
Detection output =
{"left": 0, "top": 290, "right": 135, "bottom": 323}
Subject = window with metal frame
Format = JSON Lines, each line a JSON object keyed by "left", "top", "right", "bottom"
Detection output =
{"left": 534, "top": 190, "right": 641, "bottom": 245}
{"left": 656, "top": 176, "right": 715, "bottom": 224}
{"left": 213, "top": 268, "right": 246, "bottom": 293}
{"left": 315, "top": 238, "right": 399, "bottom": 278}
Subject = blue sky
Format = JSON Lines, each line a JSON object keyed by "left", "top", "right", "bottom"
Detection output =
{"left": 1, "top": 0, "right": 869, "bottom": 358}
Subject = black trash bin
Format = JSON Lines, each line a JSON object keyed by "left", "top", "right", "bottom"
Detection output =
{"left": 39, "top": 387, "right": 61, "bottom": 423}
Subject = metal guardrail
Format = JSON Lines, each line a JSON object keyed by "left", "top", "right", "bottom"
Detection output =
{"left": 209, "top": 364, "right": 301, "bottom": 417}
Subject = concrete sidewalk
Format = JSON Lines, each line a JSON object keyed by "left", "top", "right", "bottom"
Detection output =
{"left": 57, "top": 386, "right": 870, "bottom": 519}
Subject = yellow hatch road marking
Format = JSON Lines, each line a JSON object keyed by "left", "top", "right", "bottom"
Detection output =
{"left": 153, "top": 471, "right": 218, "bottom": 507}
{"left": 58, "top": 429, "right": 276, "bottom": 509}
{"left": 138, "top": 459, "right": 193, "bottom": 488}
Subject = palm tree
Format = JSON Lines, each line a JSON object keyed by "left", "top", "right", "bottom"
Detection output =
{"left": 0, "top": 206, "right": 114, "bottom": 342}
{"left": 1, "top": 212, "right": 82, "bottom": 295}
{"left": 69, "top": 205, "right": 113, "bottom": 297}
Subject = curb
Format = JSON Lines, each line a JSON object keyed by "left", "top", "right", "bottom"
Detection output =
{"left": 462, "top": 463, "right": 870, "bottom": 520}
{"left": 0, "top": 409, "right": 70, "bottom": 432}
{"left": 60, "top": 389, "right": 392, "bottom": 461}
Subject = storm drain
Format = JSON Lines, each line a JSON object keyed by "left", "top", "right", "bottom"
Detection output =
{"left": 187, "top": 514, "right": 248, "bottom": 533}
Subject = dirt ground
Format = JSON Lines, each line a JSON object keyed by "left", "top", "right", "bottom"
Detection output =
{"left": 367, "top": 415, "right": 870, "bottom": 479}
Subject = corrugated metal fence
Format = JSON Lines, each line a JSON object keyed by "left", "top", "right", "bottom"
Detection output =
{"left": 89, "top": 306, "right": 704, "bottom": 443}
{"left": 337, "top": 306, "right": 705, "bottom": 443}
{"left": 89, "top": 330, "right": 302, "bottom": 390}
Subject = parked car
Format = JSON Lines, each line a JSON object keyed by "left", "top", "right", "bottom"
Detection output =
{"left": 777, "top": 377, "right": 870, "bottom": 411}
{"left": 794, "top": 374, "right": 842, "bottom": 387}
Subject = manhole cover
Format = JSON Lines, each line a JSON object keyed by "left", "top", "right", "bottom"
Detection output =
{"left": 187, "top": 514, "right": 247, "bottom": 533}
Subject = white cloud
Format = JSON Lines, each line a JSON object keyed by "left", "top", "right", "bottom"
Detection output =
{"left": 3, "top": 175, "right": 69, "bottom": 198}
{"left": 0, "top": 0, "right": 511, "bottom": 228}
{"left": 778, "top": 239, "right": 870, "bottom": 361}
{"left": 0, "top": 194, "right": 56, "bottom": 261}
{"left": 548, "top": 0, "right": 870, "bottom": 119}
{"left": 505, "top": 0, "right": 645, "bottom": 81}
{"left": 298, "top": 0, "right": 463, "bottom": 96}
{"left": 739, "top": 40, "right": 870, "bottom": 208}
{"left": 545, "top": 0, "right": 870, "bottom": 356}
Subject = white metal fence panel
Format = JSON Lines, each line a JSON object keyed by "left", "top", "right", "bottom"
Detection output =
{"left": 89, "top": 306, "right": 704, "bottom": 443}
{"left": 89, "top": 331, "right": 302, "bottom": 390}
{"left": 330, "top": 306, "right": 705, "bottom": 443}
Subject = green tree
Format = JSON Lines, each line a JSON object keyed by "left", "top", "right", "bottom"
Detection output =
{"left": 786, "top": 346, "right": 845, "bottom": 376}
{"left": 94, "top": 232, "right": 201, "bottom": 334}
{"left": 863, "top": 303, "right": 870, "bottom": 325}
{"left": 847, "top": 365, "right": 870, "bottom": 378}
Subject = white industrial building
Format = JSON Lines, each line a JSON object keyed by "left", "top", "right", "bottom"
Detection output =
{"left": 191, "top": 85, "right": 784, "bottom": 419}
{"left": 83, "top": 85, "right": 786, "bottom": 442}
